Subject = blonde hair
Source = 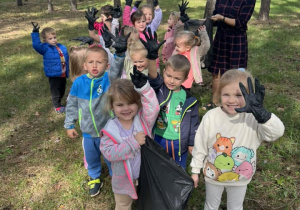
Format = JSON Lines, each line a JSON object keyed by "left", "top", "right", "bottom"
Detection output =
{"left": 41, "top": 27, "right": 56, "bottom": 40}
{"left": 69, "top": 46, "right": 88, "bottom": 82}
{"left": 165, "top": 54, "right": 190, "bottom": 79}
{"left": 83, "top": 45, "right": 108, "bottom": 62}
{"left": 128, "top": 40, "right": 147, "bottom": 58}
{"left": 216, "top": 69, "right": 254, "bottom": 105}
{"left": 106, "top": 79, "right": 142, "bottom": 111}
{"left": 140, "top": 5, "right": 154, "bottom": 18}
{"left": 170, "top": 11, "right": 180, "bottom": 24}
{"left": 123, "top": 26, "right": 139, "bottom": 49}
{"left": 175, "top": 31, "right": 201, "bottom": 48}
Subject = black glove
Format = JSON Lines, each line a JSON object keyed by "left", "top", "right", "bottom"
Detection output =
{"left": 85, "top": 7, "right": 99, "bottom": 30}
{"left": 153, "top": 0, "right": 159, "bottom": 7}
{"left": 100, "top": 24, "right": 113, "bottom": 48}
{"left": 178, "top": 0, "right": 189, "bottom": 16}
{"left": 235, "top": 77, "right": 271, "bottom": 124}
{"left": 72, "top": 36, "right": 94, "bottom": 45}
{"left": 111, "top": 27, "right": 131, "bottom": 55}
{"left": 31, "top": 22, "right": 40, "bottom": 33}
{"left": 130, "top": 65, "right": 148, "bottom": 88}
{"left": 140, "top": 27, "right": 165, "bottom": 60}
{"left": 112, "top": 6, "right": 122, "bottom": 18}
{"left": 180, "top": 13, "right": 190, "bottom": 23}
{"left": 134, "top": 1, "right": 142, "bottom": 8}
{"left": 125, "top": 0, "right": 133, "bottom": 6}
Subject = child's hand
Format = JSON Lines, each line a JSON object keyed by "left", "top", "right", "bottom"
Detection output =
{"left": 111, "top": 27, "right": 131, "bottom": 55}
{"left": 31, "top": 22, "right": 40, "bottom": 33}
{"left": 85, "top": 7, "right": 99, "bottom": 30}
{"left": 101, "top": 24, "right": 113, "bottom": 48}
{"left": 134, "top": 1, "right": 142, "bottom": 8}
{"left": 178, "top": 0, "right": 189, "bottom": 16}
{"left": 191, "top": 173, "right": 199, "bottom": 188}
{"left": 140, "top": 27, "right": 165, "bottom": 60}
{"left": 125, "top": 0, "right": 133, "bottom": 6}
{"left": 179, "top": 13, "right": 190, "bottom": 24}
{"left": 67, "top": 129, "right": 78, "bottom": 139}
{"left": 188, "top": 146, "right": 193, "bottom": 155}
{"left": 198, "top": 25, "right": 206, "bottom": 32}
{"left": 130, "top": 65, "right": 148, "bottom": 88}
{"left": 235, "top": 77, "right": 271, "bottom": 123}
{"left": 153, "top": 0, "right": 159, "bottom": 7}
{"left": 72, "top": 36, "right": 94, "bottom": 45}
{"left": 112, "top": 6, "right": 122, "bottom": 18}
{"left": 134, "top": 132, "right": 146, "bottom": 146}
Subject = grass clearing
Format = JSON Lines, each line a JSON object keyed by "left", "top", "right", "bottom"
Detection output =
{"left": 0, "top": 0, "right": 299, "bottom": 209}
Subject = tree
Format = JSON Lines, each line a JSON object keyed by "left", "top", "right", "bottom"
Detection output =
{"left": 204, "top": 0, "right": 216, "bottom": 18}
{"left": 113, "top": 0, "right": 121, "bottom": 7}
{"left": 47, "top": 0, "right": 54, "bottom": 12}
{"left": 70, "top": 0, "right": 77, "bottom": 11}
{"left": 258, "top": 0, "right": 271, "bottom": 20}
{"left": 17, "top": 0, "right": 23, "bottom": 6}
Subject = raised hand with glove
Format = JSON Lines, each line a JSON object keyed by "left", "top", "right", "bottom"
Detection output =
{"left": 235, "top": 77, "right": 271, "bottom": 124}
{"left": 100, "top": 24, "right": 113, "bottom": 48}
{"left": 85, "top": 7, "right": 99, "bottom": 30}
{"left": 134, "top": 1, "right": 142, "bottom": 8}
{"left": 31, "top": 22, "right": 40, "bottom": 33}
{"left": 111, "top": 6, "right": 122, "bottom": 18}
{"left": 107, "top": 27, "right": 131, "bottom": 56}
{"left": 72, "top": 36, "right": 94, "bottom": 46}
{"left": 130, "top": 65, "right": 148, "bottom": 89}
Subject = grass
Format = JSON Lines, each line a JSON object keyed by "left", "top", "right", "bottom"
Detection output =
{"left": 0, "top": 0, "right": 299, "bottom": 209}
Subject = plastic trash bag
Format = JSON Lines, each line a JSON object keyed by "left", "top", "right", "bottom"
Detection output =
{"left": 136, "top": 136, "right": 194, "bottom": 210}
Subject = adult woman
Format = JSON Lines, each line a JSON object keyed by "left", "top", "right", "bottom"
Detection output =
{"left": 209, "top": 0, "right": 256, "bottom": 105}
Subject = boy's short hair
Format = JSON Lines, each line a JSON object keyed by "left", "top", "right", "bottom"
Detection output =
{"left": 83, "top": 45, "right": 108, "bottom": 62}
{"left": 41, "top": 27, "right": 56, "bottom": 40}
{"left": 130, "top": 10, "right": 146, "bottom": 25}
{"left": 165, "top": 54, "right": 190, "bottom": 79}
{"left": 100, "top": 5, "right": 114, "bottom": 18}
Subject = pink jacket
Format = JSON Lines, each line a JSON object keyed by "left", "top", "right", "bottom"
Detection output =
{"left": 162, "top": 27, "right": 175, "bottom": 62}
{"left": 100, "top": 82, "right": 159, "bottom": 199}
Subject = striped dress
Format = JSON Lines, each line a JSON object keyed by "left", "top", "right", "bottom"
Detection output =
{"left": 208, "top": 0, "right": 256, "bottom": 75}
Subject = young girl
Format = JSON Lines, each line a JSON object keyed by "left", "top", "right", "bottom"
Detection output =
{"left": 100, "top": 69, "right": 159, "bottom": 209}
{"left": 190, "top": 69, "right": 285, "bottom": 209}
{"left": 69, "top": 46, "right": 88, "bottom": 82}
{"left": 173, "top": 25, "right": 210, "bottom": 89}
{"left": 123, "top": 0, "right": 162, "bottom": 34}
{"left": 162, "top": 11, "right": 180, "bottom": 63}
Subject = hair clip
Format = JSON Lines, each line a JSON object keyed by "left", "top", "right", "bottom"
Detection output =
{"left": 89, "top": 44, "right": 102, "bottom": 48}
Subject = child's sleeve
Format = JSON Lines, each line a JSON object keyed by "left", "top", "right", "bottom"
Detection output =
{"left": 150, "top": 8, "right": 163, "bottom": 32}
{"left": 198, "top": 29, "right": 210, "bottom": 57}
{"left": 135, "top": 82, "right": 160, "bottom": 132}
{"left": 188, "top": 102, "right": 200, "bottom": 146}
{"left": 257, "top": 113, "right": 285, "bottom": 142}
{"left": 31, "top": 32, "right": 46, "bottom": 55}
{"left": 64, "top": 83, "right": 79, "bottom": 129}
{"left": 99, "top": 36, "right": 115, "bottom": 67}
{"left": 108, "top": 55, "right": 125, "bottom": 82}
{"left": 123, "top": 5, "right": 133, "bottom": 26}
{"left": 190, "top": 114, "right": 209, "bottom": 174}
{"left": 100, "top": 132, "right": 141, "bottom": 162}
{"left": 111, "top": 18, "right": 120, "bottom": 37}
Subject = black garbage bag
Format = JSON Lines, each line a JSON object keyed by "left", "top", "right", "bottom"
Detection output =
{"left": 136, "top": 136, "right": 194, "bottom": 210}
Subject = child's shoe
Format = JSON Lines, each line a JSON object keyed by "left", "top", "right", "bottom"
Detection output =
{"left": 88, "top": 177, "right": 103, "bottom": 197}
{"left": 55, "top": 106, "right": 65, "bottom": 113}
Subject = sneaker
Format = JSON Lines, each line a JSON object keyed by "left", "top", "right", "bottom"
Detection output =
{"left": 88, "top": 177, "right": 103, "bottom": 197}
{"left": 55, "top": 106, "right": 65, "bottom": 113}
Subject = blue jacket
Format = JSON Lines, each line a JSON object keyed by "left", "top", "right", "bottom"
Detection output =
{"left": 149, "top": 74, "right": 200, "bottom": 155}
{"left": 31, "top": 32, "right": 69, "bottom": 78}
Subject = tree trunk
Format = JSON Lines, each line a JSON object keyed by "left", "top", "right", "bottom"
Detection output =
{"left": 70, "top": 0, "right": 77, "bottom": 11}
{"left": 147, "top": 0, "right": 153, "bottom": 6}
{"left": 204, "top": 0, "right": 216, "bottom": 18}
{"left": 113, "top": 0, "right": 121, "bottom": 7}
{"left": 47, "top": 0, "right": 54, "bottom": 12}
{"left": 17, "top": 0, "right": 23, "bottom": 6}
{"left": 258, "top": 0, "right": 271, "bottom": 20}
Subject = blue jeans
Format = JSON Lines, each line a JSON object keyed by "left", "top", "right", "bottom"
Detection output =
{"left": 154, "top": 135, "right": 188, "bottom": 169}
{"left": 82, "top": 137, "right": 112, "bottom": 179}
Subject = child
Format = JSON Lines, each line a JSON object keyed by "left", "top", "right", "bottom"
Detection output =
{"left": 173, "top": 25, "right": 210, "bottom": 89}
{"left": 140, "top": 28, "right": 200, "bottom": 169}
{"left": 69, "top": 46, "right": 87, "bottom": 82}
{"left": 100, "top": 68, "right": 159, "bottom": 209}
{"left": 64, "top": 30, "right": 129, "bottom": 197}
{"left": 190, "top": 70, "right": 285, "bottom": 209}
{"left": 31, "top": 22, "right": 69, "bottom": 113}
{"left": 162, "top": 11, "right": 180, "bottom": 63}
{"left": 123, "top": 0, "right": 162, "bottom": 34}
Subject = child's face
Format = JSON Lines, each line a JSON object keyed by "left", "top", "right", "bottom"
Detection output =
{"left": 163, "top": 66, "right": 186, "bottom": 92}
{"left": 44, "top": 33, "right": 57, "bottom": 46}
{"left": 83, "top": 51, "right": 109, "bottom": 78}
{"left": 167, "top": 15, "right": 176, "bottom": 28}
{"left": 142, "top": 8, "right": 153, "bottom": 25}
{"left": 220, "top": 81, "right": 246, "bottom": 115}
{"left": 131, "top": 53, "right": 148, "bottom": 72}
{"left": 175, "top": 37, "right": 191, "bottom": 54}
{"left": 112, "top": 95, "right": 139, "bottom": 125}
{"left": 100, "top": 14, "right": 108, "bottom": 22}
{"left": 134, "top": 17, "right": 146, "bottom": 32}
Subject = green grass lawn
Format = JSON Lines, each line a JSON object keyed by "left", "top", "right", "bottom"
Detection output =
{"left": 0, "top": 0, "right": 299, "bottom": 209}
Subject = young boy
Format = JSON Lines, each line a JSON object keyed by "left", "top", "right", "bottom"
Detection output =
{"left": 64, "top": 30, "right": 128, "bottom": 197}
{"left": 141, "top": 28, "right": 200, "bottom": 169}
{"left": 31, "top": 22, "right": 69, "bottom": 113}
